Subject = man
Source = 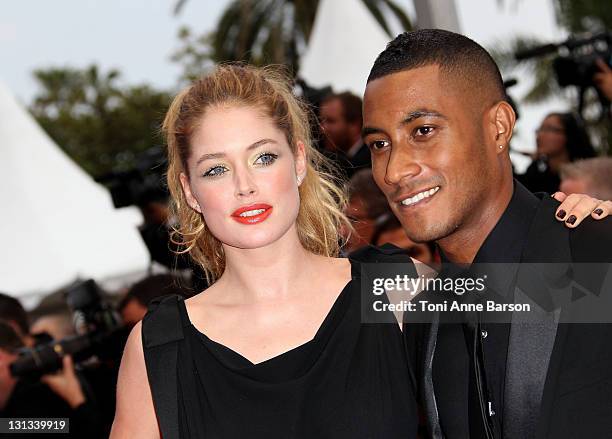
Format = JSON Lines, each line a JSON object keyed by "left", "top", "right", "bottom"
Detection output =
{"left": 319, "top": 91, "right": 371, "bottom": 178}
{"left": 0, "top": 322, "right": 102, "bottom": 438}
{"left": 118, "top": 274, "right": 192, "bottom": 328}
{"left": 0, "top": 293, "right": 35, "bottom": 347}
{"left": 560, "top": 157, "right": 612, "bottom": 201}
{"left": 362, "top": 29, "right": 612, "bottom": 438}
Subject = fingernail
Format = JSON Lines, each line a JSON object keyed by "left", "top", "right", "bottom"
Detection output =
{"left": 566, "top": 215, "right": 577, "bottom": 225}
{"left": 594, "top": 208, "right": 604, "bottom": 216}
{"left": 551, "top": 192, "right": 557, "bottom": 198}
{"left": 557, "top": 209, "right": 566, "bottom": 219}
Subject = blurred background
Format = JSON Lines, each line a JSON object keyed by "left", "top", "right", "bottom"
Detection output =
{"left": 0, "top": 1, "right": 610, "bottom": 436}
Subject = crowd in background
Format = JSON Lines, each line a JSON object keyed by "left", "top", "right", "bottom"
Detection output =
{"left": 1, "top": 55, "right": 611, "bottom": 437}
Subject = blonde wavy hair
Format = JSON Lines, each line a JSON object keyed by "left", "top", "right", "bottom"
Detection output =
{"left": 163, "top": 63, "right": 352, "bottom": 284}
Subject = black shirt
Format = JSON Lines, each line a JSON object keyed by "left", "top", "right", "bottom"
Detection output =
{"left": 432, "top": 181, "right": 540, "bottom": 438}
{"left": 172, "top": 257, "right": 418, "bottom": 438}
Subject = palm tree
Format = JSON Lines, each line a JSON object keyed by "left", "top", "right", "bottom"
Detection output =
{"left": 173, "top": 0, "right": 411, "bottom": 73}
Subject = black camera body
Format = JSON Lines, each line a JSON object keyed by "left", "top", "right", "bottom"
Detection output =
{"left": 515, "top": 31, "right": 611, "bottom": 118}
{"left": 10, "top": 280, "right": 127, "bottom": 380}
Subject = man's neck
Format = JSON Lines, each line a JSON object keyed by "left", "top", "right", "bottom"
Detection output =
{"left": 437, "top": 179, "right": 514, "bottom": 264}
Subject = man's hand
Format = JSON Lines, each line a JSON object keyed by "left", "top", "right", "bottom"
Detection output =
{"left": 594, "top": 58, "right": 612, "bottom": 101}
{"left": 40, "top": 355, "right": 86, "bottom": 409}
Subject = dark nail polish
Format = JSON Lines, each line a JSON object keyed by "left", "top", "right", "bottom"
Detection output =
{"left": 594, "top": 208, "right": 604, "bottom": 216}
{"left": 557, "top": 209, "right": 566, "bottom": 219}
{"left": 566, "top": 215, "right": 577, "bottom": 225}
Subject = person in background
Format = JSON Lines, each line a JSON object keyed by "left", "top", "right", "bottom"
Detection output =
{"left": 594, "top": 58, "right": 612, "bottom": 102}
{"left": 559, "top": 156, "right": 612, "bottom": 200}
{"left": 342, "top": 169, "right": 391, "bottom": 253}
{"left": 371, "top": 215, "right": 437, "bottom": 266}
{"left": 118, "top": 274, "right": 192, "bottom": 328}
{"left": 517, "top": 112, "right": 596, "bottom": 194}
{"left": 31, "top": 313, "right": 75, "bottom": 342}
{"left": 0, "top": 322, "right": 102, "bottom": 438}
{"left": 0, "top": 293, "right": 35, "bottom": 347}
{"left": 319, "top": 92, "right": 371, "bottom": 178}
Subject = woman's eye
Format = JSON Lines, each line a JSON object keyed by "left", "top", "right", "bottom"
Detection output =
{"left": 369, "top": 140, "right": 390, "bottom": 151}
{"left": 254, "top": 152, "right": 278, "bottom": 166}
{"left": 415, "top": 126, "right": 435, "bottom": 137}
{"left": 203, "top": 165, "right": 227, "bottom": 177}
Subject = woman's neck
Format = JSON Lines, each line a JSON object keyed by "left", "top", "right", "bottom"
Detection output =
{"left": 219, "top": 226, "right": 325, "bottom": 303}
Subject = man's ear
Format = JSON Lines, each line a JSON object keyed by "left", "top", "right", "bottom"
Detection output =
{"left": 179, "top": 172, "right": 201, "bottom": 212}
{"left": 295, "top": 141, "right": 307, "bottom": 184}
{"left": 488, "top": 100, "right": 516, "bottom": 154}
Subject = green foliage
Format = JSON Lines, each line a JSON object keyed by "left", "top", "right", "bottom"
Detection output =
{"left": 553, "top": 0, "right": 612, "bottom": 32}
{"left": 491, "top": 0, "right": 611, "bottom": 153}
{"left": 171, "top": 26, "right": 215, "bottom": 83}
{"left": 173, "top": 0, "right": 412, "bottom": 74}
{"left": 30, "top": 65, "right": 172, "bottom": 177}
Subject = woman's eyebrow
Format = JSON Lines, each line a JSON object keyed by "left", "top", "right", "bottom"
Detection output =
{"left": 195, "top": 139, "right": 278, "bottom": 166}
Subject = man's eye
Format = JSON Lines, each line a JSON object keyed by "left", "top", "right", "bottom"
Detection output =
{"left": 368, "top": 140, "right": 390, "bottom": 151}
{"left": 203, "top": 166, "right": 227, "bottom": 177}
{"left": 254, "top": 152, "right": 278, "bottom": 166}
{"left": 415, "top": 126, "right": 435, "bottom": 137}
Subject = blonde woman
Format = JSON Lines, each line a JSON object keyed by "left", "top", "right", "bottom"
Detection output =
{"left": 110, "top": 64, "right": 607, "bottom": 439}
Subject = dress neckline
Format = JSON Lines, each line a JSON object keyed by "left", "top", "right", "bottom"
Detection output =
{"left": 180, "top": 257, "right": 359, "bottom": 369}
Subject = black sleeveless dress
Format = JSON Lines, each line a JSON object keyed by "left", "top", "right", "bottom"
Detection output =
{"left": 157, "top": 256, "right": 417, "bottom": 438}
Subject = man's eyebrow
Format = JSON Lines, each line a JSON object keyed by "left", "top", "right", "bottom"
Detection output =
{"left": 195, "top": 138, "right": 277, "bottom": 166}
{"left": 362, "top": 126, "right": 384, "bottom": 138}
{"left": 362, "top": 110, "right": 447, "bottom": 138}
{"left": 402, "top": 109, "right": 447, "bottom": 124}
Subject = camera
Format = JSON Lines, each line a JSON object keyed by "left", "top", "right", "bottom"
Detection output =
{"left": 10, "top": 279, "right": 128, "bottom": 380}
{"left": 95, "top": 146, "right": 168, "bottom": 209}
{"left": 515, "top": 31, "right": 611, "bottom": 118}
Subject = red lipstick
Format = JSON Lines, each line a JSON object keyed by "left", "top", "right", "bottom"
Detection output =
{"left": 231, "top": 203, "right": 273, "bottom": 225}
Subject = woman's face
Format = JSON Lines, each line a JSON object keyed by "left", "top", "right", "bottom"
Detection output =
{"left": 536, "top": 115, "right": 567, "bottom": 157}
{"left": 180, "top": 105, "right": 306, "bottom": 250}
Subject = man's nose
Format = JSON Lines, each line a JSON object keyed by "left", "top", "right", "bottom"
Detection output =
{"left": 384, "top": 146, "right": 422, "bottom": 186}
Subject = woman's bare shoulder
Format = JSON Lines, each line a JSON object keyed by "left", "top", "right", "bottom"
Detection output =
{"left": 110, "top": 321, "right": 160, "bottom": 439}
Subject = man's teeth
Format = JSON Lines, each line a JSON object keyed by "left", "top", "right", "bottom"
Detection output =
{"left": 239, "top": 208, "right": 266, "bottom": 217}
{"left": 400, "top": 186, "right": 440, "bottom": 206}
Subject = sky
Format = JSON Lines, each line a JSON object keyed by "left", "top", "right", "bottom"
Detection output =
{"left": 1, "top": 0, "right": 571, "bottom": 171}
{"left": 0, "top": 0, "right": 227, "bottom": 103}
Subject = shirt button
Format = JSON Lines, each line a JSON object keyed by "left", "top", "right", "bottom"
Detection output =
{"left": 481, "top": 329, "right": 488, "bottom": 339}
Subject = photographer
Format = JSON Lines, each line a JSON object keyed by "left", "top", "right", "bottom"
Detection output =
{"left": 0, "top": 322, "right": 102, "bottom": 438}
{"left": 516, "top": 112, "right": 596, "bottom": 194}
{"left": 594, "top": 58, "right": 612, "bottom": 102}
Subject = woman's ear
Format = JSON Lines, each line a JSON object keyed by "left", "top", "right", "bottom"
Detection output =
{"left": 179, "top": 172, "right": 202, "bottom": 212}
{"left": 295, "top": 141, "right": 307, "bottom": 184}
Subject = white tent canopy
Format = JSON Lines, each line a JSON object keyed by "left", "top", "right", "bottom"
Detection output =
{"left": 0, "top": 80, "right": 150, "bottom": 308}
{"left": 299, "top": 0, "right": 393, "bottom": 97}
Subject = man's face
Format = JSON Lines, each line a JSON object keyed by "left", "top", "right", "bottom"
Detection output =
{"left": 121, "top": 299, "right": 147, "bottom": 328}
{"left": 363, "top": 65, "right": 496, "bottom": 243}
{"left": 319, "top": 98, "right": 353, "bottom": 151}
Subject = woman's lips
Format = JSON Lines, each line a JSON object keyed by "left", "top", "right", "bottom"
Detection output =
{"left": 231, "top": 204, "right": 273, "bottom": 224}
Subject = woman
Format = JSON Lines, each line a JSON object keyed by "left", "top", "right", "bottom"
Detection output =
{"left": 111, "top": 64, "right": 608, "bottom": 439}
{"left": 517, "top": 112, "right": 596, "bottom": 194}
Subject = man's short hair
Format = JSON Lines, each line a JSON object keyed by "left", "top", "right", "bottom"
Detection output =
{"left": 0, "top": 293, "right": 29, "bottom": 337}
{"left": 0, "top": 321, "right": 24, "bottom": 353}
{"left": 560, "top": 157, "right": 612, "bottom": 200}
{"left": 118, "top": 274, "right": 192, "bottom": 311}
{"left": 367, "top": 29, "right": 505, "bottom": 104}
{"left": 322, "top": 92, "right": 363, "bottom": 126}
